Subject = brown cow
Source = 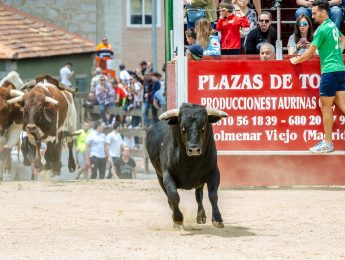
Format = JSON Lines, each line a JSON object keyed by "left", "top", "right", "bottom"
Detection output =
{"left": 0, "top": 71, "right": 24, "bottom": 179}
{"left": 7, "top": 76, "right": 77, "bottom": 175}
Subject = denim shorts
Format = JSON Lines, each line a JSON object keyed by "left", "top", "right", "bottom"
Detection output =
{"left": 319, "top": 71, "right": 345, "bottom": 96}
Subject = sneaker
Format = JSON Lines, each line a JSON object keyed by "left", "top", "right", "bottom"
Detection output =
{"left": 309, "top": 140, "right": 334, "bottom": 153}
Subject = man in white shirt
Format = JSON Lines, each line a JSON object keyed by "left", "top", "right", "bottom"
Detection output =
{"left": 60, "top": 62, "right": 74, "bottom": 87}
{"left": 105, "top": 121, "right": 125, "bottom": 179}
{"left": 119, "top": 64, "right": 131, "bottom": 86}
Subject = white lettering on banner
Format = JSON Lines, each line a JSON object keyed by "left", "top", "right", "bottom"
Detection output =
{"left": 201, "top": 96, "right": 316, "bottom": 110}
{"left": 198, "top": 74, "right": 263, "bottom": 90}
{"left": 214, "top": 131, "right": 262, "bottom": 141}
{"left": 265, "top": 129, "right": 297, "bottom": 144}
{"left": 201, "top": 97, "right": 277, "bottom": 110}
{"left": 277, "top": 96, "right": 317, "bottom": 109}
{"left": 303, "top": 129, "right": 345, "bottom": 142}
{"left": 299, "top": 74, "right": 320, "bottom": 89}
{"left": 270, "top": 74, "right": 293, "bottom": 89}
{"left": 198, "top": 73, "right": 321, "bottom": 91}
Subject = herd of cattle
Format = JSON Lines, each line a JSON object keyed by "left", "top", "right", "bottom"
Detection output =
{"left": 0, "top": 71, "right": 229, "bottom": 228}
{"left": 0, "top": 71, "right": 77, "bottom": 179}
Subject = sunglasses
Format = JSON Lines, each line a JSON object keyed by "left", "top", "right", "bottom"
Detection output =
{"left": 259, "top": 19, "right": 270, "bottom": 23}
{"left": 298, "top": 21, "right": 308, "bottom": 27}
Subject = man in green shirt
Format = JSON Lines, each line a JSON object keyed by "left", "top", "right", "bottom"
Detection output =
{"left": 290, "top": 0, "right": 345, "bottom": 153}
{"left": 75, "top": 121, "right": 91, "bottom": 179}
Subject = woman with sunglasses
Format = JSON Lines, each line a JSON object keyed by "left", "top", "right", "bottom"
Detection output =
{"left": 287, "top": 15, "right": 313, "bottom": 55}
{"left": 244, "top": 11, "right": 277, "bottom": 54}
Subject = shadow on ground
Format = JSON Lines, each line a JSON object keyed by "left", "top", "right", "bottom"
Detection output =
{"left": 181, "top": 224, "right": 256, "bottom": 238}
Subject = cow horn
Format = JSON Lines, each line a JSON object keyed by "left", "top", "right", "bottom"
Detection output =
{"left": 158, "top": 109, "right": 179, "bottom": 120}
{"left": 9, "top": 89, "right": 24, "bottom": 97}
{"left": 7, "top": 96, "right": 23, "bottom": 104}
{"left": 44, "top": 96, "right": 59, "bottom": 105}
{"left": 206, "top": 108, "right": 228, "bottom": 118}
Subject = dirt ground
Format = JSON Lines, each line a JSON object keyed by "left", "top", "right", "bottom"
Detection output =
{"left": 1, "top": 179, "right": 345, "bottom": 259}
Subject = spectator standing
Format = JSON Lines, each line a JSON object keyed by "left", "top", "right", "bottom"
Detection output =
{"left": 119, "top": 64, "right": 131, "bottom": 86}
{"left": 95, "top": 76, "right": 116, "bottom": 126}
{"left": 105, "top": 121, "right": 125, "bottom": 179}
{"left": 142, "top": 71, "right": 154, "bottom": 127}
{"left": 59, "top": 62, "right": 74, "bottom": 88}
{"left": 129, "top": 76, "right": 143, "bottom": 128}
{"left": 114, "top": 145, "right": 137, "bottom": 179}
{"left": 287, "top": 15, "right": 313, "bottom": 55}
{"left": 153, "top": 84, "right": 166, "bottom": 116}
{"left": 232, "top": 0, "right": 261, "bottom": 15}
{"left": 245, "top": 11, "right": 277, "bottom": 54}
{"left": 195, "top": 18, "right": 221, "bottom": 56}
{"left": 290, "top": 0, "right": 345, "bottom": 153}
{"left": 295, "top": 0, "right": 343, "bottom": 29}
{"left": 134, "top": 60, "right": 148, "bottom": 84}
{"left": 260, "top": 43, "right": 276, "bottom": 60}
{"left": 151, "top": 72, "right": 162, "bottom": 124}
{"left": 96, "top": 36, "right": 114, "bottom": 58}
{"left": 185, "top": 0, "right": 217, "bottom": 29}
{"left": 234, "top": 0, "right": 257, "bottom": 48}
{"left": 75, "top": 121, "right": 91, "bottom": 180}
{"left": 86, "top": 120, "right": 108, "bottom": 179}
{"left": 114, "top": 78, "right": 128, "bottom": 108}
{"left": 216, "top": 1, "right": 250, "bottom": 55}
{"left": 90, "top": 67, "right": 108, "bottom": 93}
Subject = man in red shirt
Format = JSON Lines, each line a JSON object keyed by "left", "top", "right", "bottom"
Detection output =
{"left": 215, "top": 1, "right": 249, "bottom": 55}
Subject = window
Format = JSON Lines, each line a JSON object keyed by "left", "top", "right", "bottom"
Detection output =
{"left": 127, "top": 0, "right": 161, "bottom": 27}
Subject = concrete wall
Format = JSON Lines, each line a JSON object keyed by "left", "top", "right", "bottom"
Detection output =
{"left": 3, "top": 0, "right": 166, "bottom": 76}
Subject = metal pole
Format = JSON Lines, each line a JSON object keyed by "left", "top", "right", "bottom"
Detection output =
{"left": 165, "top": 0, "right": 173, "bottom": 63}
{"left": 151, "top": 0, "right": 157, "bottom": 71}
{"left": 175, "top": 0, "right": 187, "bottom": 107}
{"left": 275, "top": 4, "right": 283, "bottom": 60}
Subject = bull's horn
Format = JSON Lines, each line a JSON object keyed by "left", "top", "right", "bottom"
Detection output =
{"left": 10, "top": 89, "right": 24, "bottom": 97}
{"left": 7, "top": 96, "right": 23, "bottom": 104}
{"left": 159, "top": 109, "right": 179, "bottom": 120}
{"left": 44, "top": 96, "right": 59, "bottom": 105}
{"left": 206, "top": 108, "right": 228, "bottom": 118}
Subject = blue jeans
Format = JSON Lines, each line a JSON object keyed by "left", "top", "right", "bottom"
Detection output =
{"left": 98, "top": 102, "right": 114, "bottom": 123}
{"left": 295, "top": 6, "right": 343, "bottom": 29}
{"left": 142, "top": 101, "right": 152, "bottom": 127}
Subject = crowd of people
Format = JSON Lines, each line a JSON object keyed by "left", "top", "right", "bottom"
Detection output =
{"left": 76, "top": 57, "right": 166, "bottom": 179}
{"left": 84, "top": 60, "right": 166, "bottom": 129}
{"left": 183, "top": 0, "right": 345, "bottom": 60}
{"left": 75, "top": 119, "right": 137, "bottom": 180}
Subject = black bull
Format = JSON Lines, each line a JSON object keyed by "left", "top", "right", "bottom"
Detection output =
{"left": 146, "top": 103, "right": 228, "bottom": 228}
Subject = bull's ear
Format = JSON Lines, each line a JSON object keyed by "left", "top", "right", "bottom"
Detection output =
{"left": 207, "top": 108, "right": 228, "bottom": 123}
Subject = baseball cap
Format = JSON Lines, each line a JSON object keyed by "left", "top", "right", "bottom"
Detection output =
{"left": 185, "top": 44, "right": 203, "bottom": 60}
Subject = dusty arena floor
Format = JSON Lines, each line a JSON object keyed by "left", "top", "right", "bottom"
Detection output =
{"left": 1, "top": 180, "right": 345, "bottom": 259}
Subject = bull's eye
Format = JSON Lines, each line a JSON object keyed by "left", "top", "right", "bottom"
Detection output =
{"left": 182, "top": 126, "right": 186, "bottom": 133}
{"left": 202, "top": 126, "right": 205, "bottom": 132}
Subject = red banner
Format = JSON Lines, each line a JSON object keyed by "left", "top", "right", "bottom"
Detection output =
{"left": 188, "top": 58, "right": 345, "bottom": 151}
